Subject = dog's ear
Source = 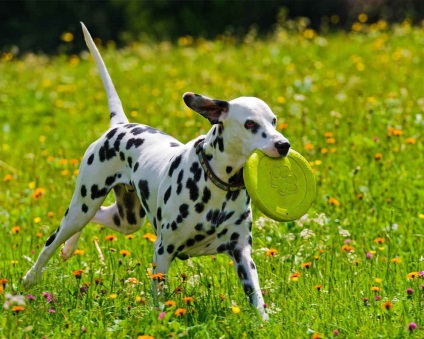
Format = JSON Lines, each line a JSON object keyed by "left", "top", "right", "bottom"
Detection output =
{"left": 183, "top": 92, "right": 229, "bottom": 124}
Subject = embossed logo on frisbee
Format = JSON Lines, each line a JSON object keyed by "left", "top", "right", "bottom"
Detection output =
{"left": 244, "top": 149, "right": 316, "bottom": 222}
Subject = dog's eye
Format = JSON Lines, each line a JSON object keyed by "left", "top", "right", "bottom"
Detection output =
{"left": 272, "top": 118, "right": 277, "bottom": 126}
{"left": 244, "top": 120, "right": 258, "bottom": 129}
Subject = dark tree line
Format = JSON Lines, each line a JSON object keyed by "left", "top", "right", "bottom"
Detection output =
{"left": 1, "top": 0, "right": 424, "bottom": 54}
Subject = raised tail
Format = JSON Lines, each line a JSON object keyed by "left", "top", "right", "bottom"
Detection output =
{"left": 81, "top": 22, "right": 128, "bottom": 126}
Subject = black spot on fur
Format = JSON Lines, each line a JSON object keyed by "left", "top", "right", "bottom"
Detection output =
{"left": 176, "top": 170, "right": 184, "bottom": 195}
{"left": 105, "top": 174, "right": 117, "bottom": 186}
{"left": 171, "top": 221, "right": 178, "bottom": 230}
{"left": 133, "top": 162, "right": 139, "bottom": 172}
{"left": 217, "top": 228, "right": 228, "bottom": 238}
{"left": 158, "top": 246, "right": 164, "bottom": 255}
{"left": 138, "top": 180, "right": 150, "bottom": 200}
{"left": 91, "top": 184, "right": 109, "bottom": 199}
{"left": 127, "top": 211, "right": 137, "bottom": 225}
{"left": 237, "top": 265, "right": 247, "bottom": 280}
{"left": 195, "top": 234, "right": 205, "bottom": 242}
{"left": 167, "top": 244, "right": 175, "bottom": 254}
{"left": 126, "top": 138, "right": 144, "bottom": 150}
{"left": 226, "top": 166, "right": 233, "bottom": 174}
{"left": 235, "top": 210, "right": 250, "bottom": 225}
{"left": 262, "top": 132, "right": 267, "bottom": 138}
{"left": 114, "top": 132, "right": 126, "bottom": 151}
{"left": 195, "top": 203, "right": 204, "bottom": 213}
{"left": 250, "top": 261, "right": 256, "bottom": 270}
{"left": 217, "top": 244, "right": 227, "bottom": 253}
{"left": 82, "top": 204, "right": 88, "bottom": 213}
{"left": 232, "top": 248, "right": 242, "bottom": 263}
{"left": 139, "top": 206, "right": 146, "bottom": 218}
{"left": 243, "top": 283, "right": 254, "bottom": 303}
{"left": 106, "top": 128, "right": 118, "bottom": 140}
{"left": 168, "top": 155, "right": 182, "bottom": 177}
{"left": 127, "top": 156, "right": 133, "bottom": 168}
{"left": 87, "top": 154, "right": 94, "bottom": 165}
{"left": 164, "top": 186, "right": 172, "bottom": 204}
{"left": 113, "top": 214, "right": 121, "bottom": 226}
{"left": 80, "top": 185, "right": 87, "bottom": 197}
{"left": 99, "top": 140, "right": 117, "bottom": 162}
{"left": 186, "top": 238, "right": 195, "bottom": 247}
{"left": 186, "top": 178, "right": 199, "bottom": 201}
{"left": 170, "top": 142, "right": 180, "bottom": 147}
{"left": 119, "top": 152, "right": 125, "bottom": 161}
{"left": 231, "top": 232, "right": 240, "bottom": 241}
{"left": 226, "top": 190, "right": 240, "bottom": 201}
{"left": 157, "top": 207, "right": 162, "bottom": 221}
{"left": 45, "top": 233, "right": 56, "bottom": 246}
{"left": 195, "top": 223, "right": 203, "bottom": 231}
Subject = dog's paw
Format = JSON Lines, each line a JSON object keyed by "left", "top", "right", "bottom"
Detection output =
{"left": 22, "top": 269, "right": 40, "bottom": 290}
{"left": 60, "top": 246, "right": 73, "bottom": 261}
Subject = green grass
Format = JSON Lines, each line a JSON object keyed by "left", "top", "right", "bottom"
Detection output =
{"left": 1, "top": 21, "right": 423, "bottom": 338}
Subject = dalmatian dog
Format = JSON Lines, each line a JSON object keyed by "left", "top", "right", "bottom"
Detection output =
{"left": 23, "top": 23, "right": 290, "bottom": 320}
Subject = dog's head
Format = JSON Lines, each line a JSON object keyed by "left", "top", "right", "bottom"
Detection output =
{"left": 183, "top": 92, "right": 290, "bottom": 158}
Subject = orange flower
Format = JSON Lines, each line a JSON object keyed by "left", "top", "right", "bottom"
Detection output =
{"left": 94, "top": 278, "right": 104, "bottom": 285}
{"left": 266, "top": 248, "right": 278, "bottom": 257}
{"left": 374, "top": 153, "right": 383, "bottom": 160}
{"left": 0, "top": 278, "right": 8, "bottom": 287}
{"left": 304, "top": 143, "right": 314, "bottom": 151}
{"left": 313, "top": 285, "right": 323, "bottom": 291}
{"left": 3, "top": 174, "right": 13, "bottom": 182}
{"left": 174, "top": 285, "right": 184, "bottom": 294}
{"left": 183, "top": 296, "right": 194, "bottom": 305}
{"left": 374, "top": 237, "right": 385, "bottom": 244}
{"left": 312, "top": 333, "right": 322, "bottom": 339}
{"left": 11, "top": 305, "right": 25, "bottom": 312}
{"left": 120, "top": 249, "right": 131, "bottom": 257}
{"left": 32, "top": 187, "right": 46, "bottom": 200}
{"left": 341, "top": 244, "right": 354, "bottom": 252}
{"left": 11, "top": 226, "right": 21, "bottom": 234}
{"left": 407, "top": 272, "right": 419, "bottom": 279}
{"left": 105, "top": 234, "right": 117, "bottom": 242}
{"left": 125, "top": 234, "right": 135, "bottom": 240}
{"left": 74, "top": 249, "right": 85, "bottom": 256}
{"left": 406, "top": 137, "right": 416, "bottom": 144}
{"left": 328, "top": 197, "right": 340, "bottom": 206}
{"left": 324, "top": 131, "right": 333, "bottom": 138}
{"left": 301, "top": 262, "right": 312, "bottom": 269}
{"left": 278, "top": 122, "right": 288, "bottom": 130}
{"left": 326, "top": 137, "right": 336, "bottom": 144}
{"left": 164, "top": 300, "right": 177, "bottom": 307}
{"left": 72, "top": 269, "right": 84, "bottom": 279}
{"left": 290, "top": 272, "right": 301, "bottom": 281}
{"left": 371, "top": 286, "right": 382, "bottom": 292}
{"left": 47, "top": 211, "right": 55, "bottom": 218}
{"left": 382, "top": 301, "right": 393, "bottom": 310}
{"left": 174, "top": 308, "right": 187, "bottom": 316}
{"left": 149, "top": 273, "right": 166, "bottom": 281}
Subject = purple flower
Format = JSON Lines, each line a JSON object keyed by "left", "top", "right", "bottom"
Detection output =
{"left": 406, "top": 288, "right": 413, "bottom": 295}
{"left": 374, "top": 295, "right": 381, "bottom": 301}
{"left": 363, "top": 297, "right": 369, "bottom": 305}
{"left": 43, "top": 291, "right": 56, "bottom": 303}
{"left": 158, "top": 311, "right": 166, "bottom": 320}
{"left": 365, "top": 252, "right": 373, "bottom": 259}
{"left": 48, "top": 308, "right": 56, "bottom": 313}
{"left": 408, "top": 322, "right": 417, "bottom": 331}
{"left": 26, "top": 294, "right": 36, "bottom": 301}
{"left": 419, "top": 271, "right": 424, "bottom": 278}
{"left": 333, "top": 329, "right": 340, "bottom": 336}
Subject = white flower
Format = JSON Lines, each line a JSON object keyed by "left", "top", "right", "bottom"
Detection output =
{"left": 338, "top": 226, "right": 351, "bottom": 237}
{"left": 300, "top": 228, "right": 315, "bottom": 239}
{"left": 313, "top": 213, "right": 327, "bottom": 226}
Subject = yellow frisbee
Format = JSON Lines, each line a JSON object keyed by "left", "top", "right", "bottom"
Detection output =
{"left": 243, "top": 149, "right": 316, "bottom": 222}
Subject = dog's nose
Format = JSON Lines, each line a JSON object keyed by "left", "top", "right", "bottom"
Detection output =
{"left": 275, "top": 141, "right": 290, "bottom": 156}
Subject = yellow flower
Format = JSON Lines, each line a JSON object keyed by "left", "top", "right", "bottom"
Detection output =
{"left": 125, "top": 234, "right": 135, "bottom": 240}
{"left": 32, "top": 187, "right": 46, "bottom": 200}
{"left": 391, "top": 257, "right": 402, "bottom": 264}
{"left": 33, "top": 217, "right": 41, "bottom": 224}
{"left": 419, "top": 214, "right": 424, "bottom": 219}
{"left": 138, "top": 336, "right": 155, "bottom": 339}
{"left": 374, "top": 278, "right": 382, "bottom": 284}
{"left": 143, "top": 233, "right": 157, "bottom": 242}
{"left": 231, "top": 305, "right": 241, "bottom": 314}
{"left": 290, "top": 272, "right": 301, "bottom": 281}
{"left": 406, "top": 137, "right": 416, "bottom": 144}
{"left": 407, "top": 272, "right": 419, "bottom": 279}
{"left": 109, "top": 293, "right": 118, "bottom": 299}
{"left": 74, "top": 249, "right": 85, "bottom": 256}
{"left": 371, "top": 286, "right": 382, "bottom": 292}
{"left": 3, "top": 174, "right": 13, "bottom": 182}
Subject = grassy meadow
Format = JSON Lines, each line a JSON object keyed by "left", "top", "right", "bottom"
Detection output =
{"left": 1, "top": 19, "right": 424, "bottom": 338}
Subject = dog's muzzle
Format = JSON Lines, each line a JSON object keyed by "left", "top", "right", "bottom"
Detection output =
{"left": 275, "top": 141, "right": 291, "bottom": 156}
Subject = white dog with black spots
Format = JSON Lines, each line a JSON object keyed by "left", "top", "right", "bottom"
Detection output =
{"left": 23, "top": 23, "right": 291, "bottom": 320}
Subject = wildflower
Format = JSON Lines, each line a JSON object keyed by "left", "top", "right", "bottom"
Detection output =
{"left": 357, "top": 193, "right": 364, "bottom": 200}
{"left": 363, "top": 297, "right": 369, "bottom": 305}
{"left": 164, "top": 300, "right": 176, "bottom": 307}
{"left": 109, "top": 293, "right": 118, "bottom": 299}
{"left": 266, "top": 248, "right": 278, "bottom": 257}
{"left": 328, "top": 197, "right": 340, "bottom": 206}
{"left": 366, "top": 252, "right": 373, "bottom": 259}
{"left": 391, "top": 257, "right": 402, "bottom": 264}
{"left": 149, "top": 273, "right": 165, "bottom": 281}
{"left": 120, "top": 249, "right": 131, "bottom": 257}
{"left": 408, "top": 322, "right": 417, "bottom": 331}
{"left": 278, "top": 122, "right": 288, "bottom": 129}
{"left": 313, "top": 285, "right": 323, "bottom": 291}
{"left": 371, "top": 286, "right": 382, "bottom": 292}
{"left": 374, "top": 295, "right": 381, "bottom": 301}
{"left": 36, "top": 232, "right": 43, "bottom": 238}
{"left": 138, "top": 336, "right": 155, "bottom": 339}
{"left": 142, "top": 233, "right": 157, "bottom": 242}
{"left": 72, "top": 269, "right": 84, "bottom": 279}
{"left": 43, "top": 292, "right": 56, "bottom": 303}
{"left": 174, "top": 285, "right": 184, "bottom": 294}
{"left": 94, "top": 278, "right": 104, "bottom": 285}
{"left": 304, "top": 143, "right": 314, "bottom": 151}
{"left": 158, "top": 311, "right": 166, "bottom": 320}
{"left": 333, "top": 329, "right": 340, "bottom": 336}
{"left": 300, "top": 228, "right": 315, "bottom": 239}
{"left": 374, "top": 237, "right": 385, "bottom": 244}
{"left": 290, "top": 272, "right": 301, "bottom": 281}
{"left": 341, "top": 244, "right": 354, "bottom": 252}
{"left": 312, "top": 332, "right": 322, "bottom": 339}
{"left": 47, "top": 211, "right": 55, "bottom": 218}
{"left": 3, "top": 174, "right": 14, "bottom": 182}
{"left": 125, "top": 277, "right": 139, "bottom": 284}
{"left": 33, "top": 217, "right": 41, "bottom": 223}
{"left": 406, "top": 137, "right": 416, "bottom": 144}
{"left": 11, "top": 226, "right": 21, "bottom": 234}
{"left": 26, "top": 294, "right": 36, "bottom": 301}
{"left": 174, "top": 308, "right": 187, "bottom": 316}
{"left": 326, "top": 137, "right": 336, "bottom": 144}
{"left": 74, "top": 249, "right": 85, "bottom": 256}
{"left": 183, "top": 296, "right": 194, "bottom": 305}
{"left": 48, "top": 308, "right": 56, "bottom": 313}
{"left": 228, "top": 260, "right": 234, "bottom": 265}
{"left": 105, "top": 234, "right": 117, "bottom": 242}
{"left": 301, "top": 262, "right": 312, "bottom": 269}
{"left": 419, "top": 213, "right": 424, "bottom": 219}
{"left": 231, "top": 305, "right": 241, "bottom": 314}
{"left": 125, "top": 234, "right": 135, "bottom": 240}
{"left": 374, "top": 153, "right": 382, "bottom": 160}
{"left": 382, "top": 301, "right": 393, "bottom": 310}
{"left": 407, "top": 272, "right": 419, "bottom": 279}
{"left": 32, "top": 187, "right": 46, "bottom": 200}
{"left": 374, "top": 278, "right": 382, "bottom": 284}
{"left": 406, "top": 288, "right": 413, "bottom": 295}
{"left": 11, "top": 305, "right": 25, "bottom": 313}
{"left": 11, "top": 260, "right": 18, "bottom": 265}
{"left": 324, "top": 132, "right": 333, "bottom": 138}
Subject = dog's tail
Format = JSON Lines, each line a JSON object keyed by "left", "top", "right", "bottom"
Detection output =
{"left": 81, "top": 22, "right": 129, "bottom": 126}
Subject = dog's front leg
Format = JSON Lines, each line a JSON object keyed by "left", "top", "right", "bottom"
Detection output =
{"left": 229, "top": 245, "right": 269, "bottom": 321}
{"left": 151, "top": 238, "right": 173, "bottom": 304}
